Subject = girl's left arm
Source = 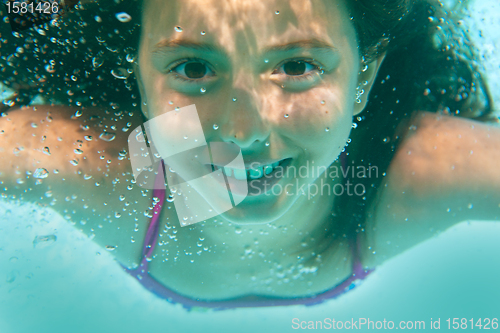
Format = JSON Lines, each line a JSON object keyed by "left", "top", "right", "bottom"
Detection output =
{"left": 363, "top": 111, "right": 500, "bottom": 267}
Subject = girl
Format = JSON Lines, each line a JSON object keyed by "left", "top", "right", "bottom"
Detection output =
{"left": 0, "top": 0, "right": 499, "bottom": 310}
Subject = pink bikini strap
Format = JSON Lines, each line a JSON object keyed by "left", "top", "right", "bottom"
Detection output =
{"left": 141, "top": 161, "right": 166, "bottom": 260}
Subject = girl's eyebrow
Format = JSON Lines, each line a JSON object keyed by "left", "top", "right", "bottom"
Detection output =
{"left": 152, "top": 38, "right": 336, "bottom": 57}
{"left": 152, "top": 39, "right": 224, "bottom": 56}
{"left": 263, "top": 39, "right": 337, "bottom": 55}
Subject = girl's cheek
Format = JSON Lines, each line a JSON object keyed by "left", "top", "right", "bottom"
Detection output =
{"left": 287, "top": 105, "right": 337, "bottom": 130}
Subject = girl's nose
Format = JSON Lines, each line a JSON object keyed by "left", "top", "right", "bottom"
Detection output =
{"left": 219, "top": 88, "right": 269, "bottom": 149}
{"left": 218, "top": 74, "right": 270, "bottom": 149}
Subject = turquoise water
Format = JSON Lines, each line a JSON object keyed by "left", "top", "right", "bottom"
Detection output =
{"left": 1, "top": 0, "right": 500, "bottom": 332}
{"left": 1, "top": 201, "right": 499, "bottom": 332}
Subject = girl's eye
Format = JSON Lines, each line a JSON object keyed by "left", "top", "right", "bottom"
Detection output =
{"left": 273, "top": 60, "right": 318, "bottom": 77}
{"left": 171, "top": 60, "right": 214, "bottom": 80}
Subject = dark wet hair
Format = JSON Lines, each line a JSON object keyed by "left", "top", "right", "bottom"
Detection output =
{"left": 0, "top": 0, "right": 142, "bottom": 111}
{"left": 0, "top": 0, "right": 496, "bottom": 239}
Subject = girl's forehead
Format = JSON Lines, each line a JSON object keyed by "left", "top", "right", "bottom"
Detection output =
{"left": 141, "top": 0, "right": 353, "bottom": 51}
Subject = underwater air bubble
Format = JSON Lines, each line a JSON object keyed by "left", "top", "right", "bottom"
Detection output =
{"left": 175, "top": 26, "right": 183, "bottom": 32}
{"left": 111, "top": 68, "right": 129, "bottom": 80}
{"left": 115, "top": 12, "right": 132, "bottom": 23}
{"left": 92, "top": 56, "right": 104, "bottom": 68}
{"left": 45, "top": 64, "right": 56, "bottom": 73}
{"left": 13, "top": 147, "right": 23, "bottom": 156}
{"left": 99, "top": 132, "right": 116, "bottom": 142}
{"left": 33, "top": 235, "right": 57, "bottom": 248}
{"left": 33, "top": 168, "right": 49, "bottom": 179}
{"left": 213, "top": 124, "right": 219, "bottom": 130}
{"left": 126, "top": 54, "right": 136, "bottom": 63}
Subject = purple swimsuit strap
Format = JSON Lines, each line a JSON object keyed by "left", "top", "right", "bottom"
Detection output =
{"left": 133, "top": 161, "right": 166, "bottom": 269}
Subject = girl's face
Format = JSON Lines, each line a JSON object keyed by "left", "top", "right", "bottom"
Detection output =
{"left": 137, "top": 0, "right": 378, "bottom": 224}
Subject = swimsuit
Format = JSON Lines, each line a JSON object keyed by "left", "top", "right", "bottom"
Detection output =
{"left": 121, "top": 152, "right": 374, "bottom": 310}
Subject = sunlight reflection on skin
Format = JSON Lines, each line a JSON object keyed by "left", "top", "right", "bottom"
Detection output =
{"left": 137, "top": 0, "right": 371, "bottom": 228}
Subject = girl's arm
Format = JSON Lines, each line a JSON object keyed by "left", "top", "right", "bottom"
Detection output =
{"left": 363, "top": 111, "right": 500, "bottom": 267}
{"left": 0, "top": 105, "right": 151, "bottom": 268}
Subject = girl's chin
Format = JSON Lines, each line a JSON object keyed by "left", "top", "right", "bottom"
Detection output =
{"left": 213, "top": 193, "right": 296, "bottom": 225}
{"left": 216, "top": 209, "right": 281, "bottom": 225}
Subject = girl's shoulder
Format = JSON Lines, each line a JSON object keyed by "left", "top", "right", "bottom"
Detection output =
{"left": 362, "top": 111, "right": 500, "bottom": 268}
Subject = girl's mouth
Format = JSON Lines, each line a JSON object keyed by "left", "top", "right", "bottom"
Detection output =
{"left": 206, "top": 158, "right": 293, "bottom": 196}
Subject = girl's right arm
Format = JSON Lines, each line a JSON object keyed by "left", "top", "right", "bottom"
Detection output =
{"left": 0, "top": 105, "right": 153, "bottom": 268}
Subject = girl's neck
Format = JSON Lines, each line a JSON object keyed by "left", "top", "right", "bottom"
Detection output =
{"left": 163, "top": 159, "right": 346, "bottom": 268}
{"left": 147, "top": 159, "right": 353, "bottom": 299}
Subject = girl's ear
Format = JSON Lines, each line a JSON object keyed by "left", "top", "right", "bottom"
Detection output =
{"left": 133, "top": 61, "right": 148, "bottom": 118}
{"left": 353, "top": 52, "right": 386, "bottom": 116}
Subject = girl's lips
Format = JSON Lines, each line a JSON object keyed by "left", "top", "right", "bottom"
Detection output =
{"left": 208, "top": 158, "right": 293, "bottom": 196}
